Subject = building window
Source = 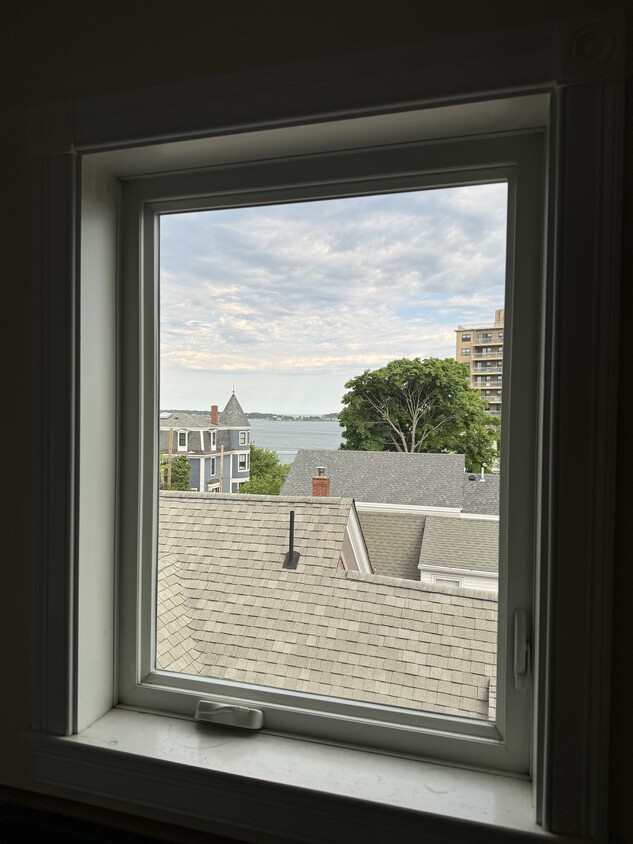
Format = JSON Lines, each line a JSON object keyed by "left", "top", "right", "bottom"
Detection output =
{"left": 177, "top": 431, "right": 187, "bottom": 451}
{"left": 239, "top": 431, "right": 249, "bottom": 445}
{"left": 210, "top": 457, "right": 216, "bottom": 475}
{"left": 461, "top": 333, "right": 471, "bottom": 341}
{"left": 211, "top": 430, "right": 217, "bottom": 449}
{"left": 113, "top": 117, "right": 547, "bottom": 777}
{"left": 461, "top": 348, "right": 471, "bottom": 356}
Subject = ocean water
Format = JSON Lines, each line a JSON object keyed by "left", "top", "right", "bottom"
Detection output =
{"left": 249, "top": 419, "right": 343, "bottom": 463}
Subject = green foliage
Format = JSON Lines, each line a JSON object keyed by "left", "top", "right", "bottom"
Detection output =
{"left": 239, "top": 444, "right": 290, "bottom": 495}
{"left": 160, "top": 453, "right": 192, "bottom": 491}
{"left": 339, "top": 357, "right": 499, "bottom": 472}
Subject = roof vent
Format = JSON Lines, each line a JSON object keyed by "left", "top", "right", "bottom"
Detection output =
{"left": 283, "top": 510, "right": 300, "bottom": 569}
{"left": 316, "top": 466, "right": 326, "bottom": 476}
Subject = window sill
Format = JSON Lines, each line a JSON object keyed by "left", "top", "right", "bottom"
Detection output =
{"left": 30, "top": 708, "right": 550, "bottom": 844}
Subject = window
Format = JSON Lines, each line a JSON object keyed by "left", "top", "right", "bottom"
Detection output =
{"left": 434, "top": 577, "right": 462, "bottom": 588}
{"left": 239, "top": 430, "right": 249, "bottom": 445}
{"left": 177, "top": 431, "right": 187, "bottom": 450}
{"left": 460, "top": 348, "right": 471, "bottom": 355}
{"left": 32, "top": 20, "right": 625, "bottom": 842}
{"left": 461, "top": 333, "right": 471, "bottom": 341}
{"left": 210, "top": 457, "right": 216, "bottom": 475}
{"left": 211, "top": 430, "right": 217, "bottom": 449}
{"left": 115, "top": 117, "right": 545, "bottom": 776}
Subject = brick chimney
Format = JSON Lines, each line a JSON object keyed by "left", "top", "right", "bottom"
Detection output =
{"left": 312, "top": 466, "right": 330, "bottom": 497}
{"left": 211, "top": 405, "right": 218, "bottom": 425}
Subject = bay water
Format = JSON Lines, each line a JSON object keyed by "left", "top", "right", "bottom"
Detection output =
{"left": 249, "top": 419, "right": 343, "bottom": 463}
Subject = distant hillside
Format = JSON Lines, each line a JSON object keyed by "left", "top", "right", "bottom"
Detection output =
{"left": 247, "top": 412, "right": 340, "bottom": 422}
{"left": 161, "top": 409, "right": 340, "bottom": 422}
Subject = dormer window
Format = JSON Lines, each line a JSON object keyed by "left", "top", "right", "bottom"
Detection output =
{"left": 239, "top": 431, "right": 250, "bottom": 446}
{"left": 211, "top": 430, "right": 217, "bottom": 449}
{"left": 177, "top": 431, "right": 187, "bottom": 451}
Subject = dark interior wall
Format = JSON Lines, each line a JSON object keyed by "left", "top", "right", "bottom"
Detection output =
{"left": 0, "top": 1, "right": 630, "bottom": 841}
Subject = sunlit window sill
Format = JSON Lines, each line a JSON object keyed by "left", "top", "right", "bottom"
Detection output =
{"left": 29, "top": 708, "right": 551, "bottom": 844}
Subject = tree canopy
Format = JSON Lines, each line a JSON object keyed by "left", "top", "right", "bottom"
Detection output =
{"left": 339, "top": 357, "right": 499, "bottom": 472}
{"left": 160, "top": 453, "right": 191, "bottom": 490}
{"left": 239, "top": 444, "right": 291, "bottom": 495}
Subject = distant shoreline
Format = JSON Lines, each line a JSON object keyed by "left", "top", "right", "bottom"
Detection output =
{"left": 161, "top": 410, "right": 340, "bottom": 422}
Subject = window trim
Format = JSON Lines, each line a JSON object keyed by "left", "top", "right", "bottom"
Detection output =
{"left": 29, "top": 13, "right": 625, "bottom": 842}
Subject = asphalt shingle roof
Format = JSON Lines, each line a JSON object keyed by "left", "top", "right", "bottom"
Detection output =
{"left": 462, "top": 473, "right": 500, "bottom": 515}
{"left": 219, "top": 393, "right": 251, "bottom": 428}
{"left": 157, "top": 491, "right": 497, "bottom": 719}
{"left": 282, "top": 450, "right": 466, "bottom": 508}
{"left": 418, "top": 516, "right": 499, "bottom": 573}
{"left": 357, "top": 510, "right": 425, "bottom": 581}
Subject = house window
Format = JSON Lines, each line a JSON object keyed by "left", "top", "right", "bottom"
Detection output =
{"left": 239, "top": 431, "right": 249, "bottom": 445}
{"left": 112, "top": 115, "right": 548, "bottom": 777}
{"left": 460, "top": 348, "right": 471, "bottom": 355}
{"left": 211, "top": 430, "right": 217, "bottom": 449}
{"left": 434, "top": 577, "right": 462, "bottom": 588}
{"left": 461, "top": 333, "right": 471, "bottom": 341}
{"left": 210, "top": 457, "right": 216, "bottom": 475}
{"left": 177, "top": 431, "right": 187, "bottom": 451}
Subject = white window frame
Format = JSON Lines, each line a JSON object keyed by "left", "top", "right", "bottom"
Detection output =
{"left": 210, "top": 456, "right": 216, "bottom": 476}
{"left": 210, "top": 429, "right": 216, "bottom": 450}
{"left": 116, "top": 125, "right": 540, "bottom": 775}
{"left": 239, "top": 430, "right": 249, "bottom": 445}
{"left": 177, "top": 430, "right": 187, "bottom": 451}
{"left": 29, "top": 14, "right": 625, "bottom": 843}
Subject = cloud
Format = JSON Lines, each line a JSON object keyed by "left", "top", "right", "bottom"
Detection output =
{"left": 159, "top": 183, "right": 507, "bottom": 412}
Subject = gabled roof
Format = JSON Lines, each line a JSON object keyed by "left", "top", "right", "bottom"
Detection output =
{"left": 157, "top": 491, "right": 497, "bottom": 719}
{"left": 357, "top": 510, "right": 425, "bottom": 580}
{"left": 219, "top": 393, "right": 251, "bottom": 428}
{"left": 282, "top": 450, "right": 466, "bottom": 508}
{"left": 418, "top": 516, "right": 499, "bottom": 573}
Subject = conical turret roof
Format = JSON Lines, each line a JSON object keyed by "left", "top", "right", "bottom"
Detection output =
{"left": 219, "top": 392, "right": 250, "bottom": 427}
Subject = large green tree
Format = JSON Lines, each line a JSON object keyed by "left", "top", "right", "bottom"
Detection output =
{"left": 339, "top": 357, "right": 499, "bottom": 472}
{"left": 239, "top": 444, "right": 291, "bottom": 495}
{"left": 160, "top": 453, "right": 191, "bottom": 490}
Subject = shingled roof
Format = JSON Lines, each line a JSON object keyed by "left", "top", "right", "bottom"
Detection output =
{"left": 462, "top": 472, "right": 500, "bottom": 515}
{"left": 219, "top": 393, "right": 251, "bottom": 428}
{"left": 157, "top": 491, "right": 497, "bottom": 720}
{"left": 418, "top": 516, "right": 499, "bottom": 573}
{"left": 282, "top": 450, "right": 465, "bottom": 508}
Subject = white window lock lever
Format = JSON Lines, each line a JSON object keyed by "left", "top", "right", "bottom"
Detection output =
{"left": 195, "top": 700, "right": 264, "bottom": 730}
{"left": 513, "top": 608, "right": 532, "bottom": 692}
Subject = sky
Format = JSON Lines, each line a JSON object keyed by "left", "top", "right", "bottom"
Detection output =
{"left": 159, "top": 183, "right": 507, "bottom": 415}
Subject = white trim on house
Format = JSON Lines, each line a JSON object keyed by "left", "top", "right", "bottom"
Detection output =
{"left": 177, "top": 430, "right": 187, "bottom": 452}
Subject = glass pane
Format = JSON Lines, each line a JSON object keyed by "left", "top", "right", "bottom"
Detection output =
{"left": 156, "top": 184, "right": 506, "bottom": 721}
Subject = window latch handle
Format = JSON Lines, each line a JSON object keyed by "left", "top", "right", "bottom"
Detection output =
{"left": 195, "top": 700, "right": 264, "bottom": 730}
{"left": 513, "top": 608, "right": 531, "bottom": 692}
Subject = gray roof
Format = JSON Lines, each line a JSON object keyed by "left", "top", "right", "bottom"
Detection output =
{"left": 282, "top": 450, "right": 466, "bottom": 508}
{"left": 357, "top": 510, "right": 425, "bottom": 581}
{"left": 159, "top": 411, "right": 215, "bottom": 430}
{"left": 220, "top": 393, "right": 251, "bottom": 428}
{"left": 462, "top": 472, "right": 500, "bottom": 515}
{"left": 157, "top": 491, "right": 497, "bottom": 719}
{"left": 418, "top": 516, "right": 499, "bottom": 573}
